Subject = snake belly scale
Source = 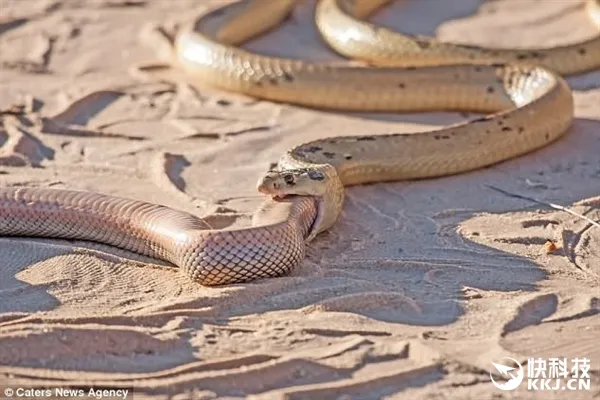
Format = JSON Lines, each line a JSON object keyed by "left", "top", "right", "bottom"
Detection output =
{"left": 1, "top": 0, "right": 599, "bottom": 285}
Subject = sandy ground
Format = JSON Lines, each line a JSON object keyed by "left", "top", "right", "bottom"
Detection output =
{"left": 0, "top": 0, "right": 599, "bottom": 398}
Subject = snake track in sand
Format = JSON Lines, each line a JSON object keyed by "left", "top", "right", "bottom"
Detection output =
{"left": 1, "top": 0, "right": 600, "bottom": 285}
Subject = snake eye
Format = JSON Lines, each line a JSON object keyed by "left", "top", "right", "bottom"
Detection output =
{"left": 307, "top": 170, "right": 325, "bottom": 181}
{"left": 283, "top": 174, "right": 296, "bottom": 186}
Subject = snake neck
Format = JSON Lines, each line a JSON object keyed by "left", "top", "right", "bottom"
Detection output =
{"left": 279, "top": 151, "right": 345, "bottom": 242}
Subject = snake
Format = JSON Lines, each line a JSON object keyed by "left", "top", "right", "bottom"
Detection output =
{"left": 1, "top": 0, "right": 599, "bottom": 286}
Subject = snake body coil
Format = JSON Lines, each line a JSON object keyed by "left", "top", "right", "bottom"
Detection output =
{"left": 1, "top": 0, "right": 599, "bottom": 285}
{"left": 0, "top": 188, "right": 317, "bottom": 285}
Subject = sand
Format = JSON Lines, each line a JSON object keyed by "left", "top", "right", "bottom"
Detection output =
{"left": 0, "top": 0, "right": 599, "bottom": 398}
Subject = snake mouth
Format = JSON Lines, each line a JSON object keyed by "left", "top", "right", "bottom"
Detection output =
{"left": 257, "top": 185, "right": 270, "bottom": 195}
{"left": 257, "top": 185, "right": 286, "bottom": 199}
{"left": 257, "top": 185, "right": 273, "bottom": 195}
{"left": 257, "top": 183, "right": 290, "bottom": 199}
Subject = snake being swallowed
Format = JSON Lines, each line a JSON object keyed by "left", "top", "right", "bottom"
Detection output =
{"left": 1, "top": 0, "right": 599, "bottom": 285}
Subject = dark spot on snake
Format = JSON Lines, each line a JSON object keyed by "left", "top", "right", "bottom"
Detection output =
{"left": 216, "top": 100, "right": 231, "bottom": 106}
{"left": 471, "top": 117, "right": 490, "bottom": 123}
{"left": 414, "top": 40, "right": 431, "bottom": 49}
{"left": 501, "top": 127, "right": 512, "bottom": 132}
{"left": 282, "top": 72, "right": 294, "bottom": 81}
{"left": 491, "top": 63, "right": 506, "bottom": 69}
{"left": 545, "top": 133, "right": 550, "bottom": 140}
{"left": 459, "top": 43, "right": 482, "bottom": 51}
{"left": 487, "top": 86, "right": 495, "bottom": 94}
{"left": 518, "top": 127, "right": 525, "bottom": 134}
{"left": 578, "top": 48, "right": 587, "bottom": 55}
{"left": 530, "top": 51, "right": 544, "bottom": 58}
{"left": 344, "top": 154, "right": 353, "bottom": 160}
{"left": 283, "top": 10, "right": 295, "bottom": 23}
{"left": 308, "top": 170, "right": 325, "bottom": 181}
{"left": 474, "top": 66, "right": 482, "bottom": 72}
{"left": 269, "top": 77, "right": 278, "bottom": 85}
{"left": 323, "top": 152, "right": 336, "bottom": 158}
{"left": 405, "top": 66, "right": 417, "bottom": 70}
{"left": 498, "top": 120, "right": 504, "bottom": 126}
{"left": 210, "top": 8, "right": 226, "bottom": 17}
{"left": 516, "top": 54, "right": 527, "bottom": 60}
{"left": 356, "top": 136, "right": 376, "bottom": 141}
{"left": 304, "top": 146, "right": 322, "bottom": 153}
{"left": 269, "top": 162, "right": 278, "bottom": 170}
{"left": 398, "top": 83, "right": 405, "bottom": 89}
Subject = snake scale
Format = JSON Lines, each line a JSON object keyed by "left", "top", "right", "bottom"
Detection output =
{"left": 1, "top": 0, "right": 599, "bottom": 285}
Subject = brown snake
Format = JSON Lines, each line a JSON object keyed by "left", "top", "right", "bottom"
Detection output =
{"left": 1, "top": 0, "right": 599, "bottom": 285}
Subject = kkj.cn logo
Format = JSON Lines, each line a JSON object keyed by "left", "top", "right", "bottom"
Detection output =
{"left": 490, "top": 358, "right": 524, "bottom": 391}
{"left": 489, "top": 357, "right": 591, "bottom": 392}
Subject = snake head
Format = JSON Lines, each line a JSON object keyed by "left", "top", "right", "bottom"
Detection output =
{"left": 257, "top": 164, "right": 344, "bottom": 242}
{"left": 257, "top": 168, "right": 329, "bottom": 198}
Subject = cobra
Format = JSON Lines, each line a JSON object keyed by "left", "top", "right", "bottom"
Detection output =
{"left": 1, "top": 0, "right": 599, "bottom": 285}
